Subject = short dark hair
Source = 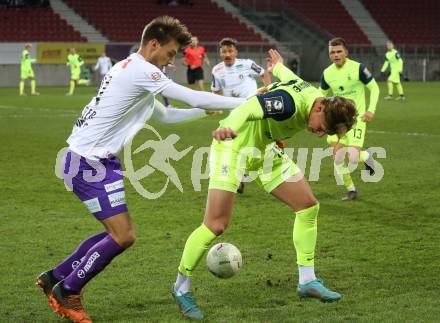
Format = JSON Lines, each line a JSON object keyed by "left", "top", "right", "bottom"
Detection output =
{"left": 322, "top": 96, "right": 358, "bottom": 136}
{"left": 140, "top": 16, "right": 192, "bottom": 47}
{"left": 219, "top": 37, "right": 238, "bottom": 48}
{"left": 328, "top": 37, "right": 347, "bottom": 49}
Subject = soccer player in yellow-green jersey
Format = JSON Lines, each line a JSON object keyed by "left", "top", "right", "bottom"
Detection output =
{"left": 19, "top": 43, "right": 39, "bottom": 96}
{"left": 171, "top": 49, "right": 358, "bottom": 319}
{"left": 66, "top": 48, "right": 90, "bottom": 96}
{"left": 381, "top": 41, "right": 405, "bottom": 101}
{"left": 319, "top": 37, "right": 379, "bottom": 201}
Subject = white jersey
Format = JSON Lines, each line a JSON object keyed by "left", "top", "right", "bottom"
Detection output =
{"left": 67, "top": 53, "right": 172, "bottom": 159}
{"left": 211, "top": 58, "right": 264, "bottom": 98}
{"left": 94, "top": 56, "right": 113, "bottom": 75}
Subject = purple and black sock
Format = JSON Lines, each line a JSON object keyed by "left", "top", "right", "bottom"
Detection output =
{"left": 63, "top": 234, "right": 124, "bottom": 293}
{"left": 52, "top": 231, "right": 108, "bottom": 280}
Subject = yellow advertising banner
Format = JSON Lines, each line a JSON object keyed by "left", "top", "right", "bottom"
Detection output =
{"left": 37, "top": 43, "right": 105, "bottom": 64}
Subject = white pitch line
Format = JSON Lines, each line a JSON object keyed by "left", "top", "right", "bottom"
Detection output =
{"left": 369, "top": 130, "right": 440, "bottom": 138}
{"left": 0, "top": 105, "right": 78, "bottom": 113}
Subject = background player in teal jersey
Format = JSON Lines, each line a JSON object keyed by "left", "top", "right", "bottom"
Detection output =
{"left": 381, "top": 41, "right": 405, "bottom": 101}
{"left": 66, "top": 48, "right": 90, "bottom": 96}
{"left": 19, "top": 43, "right": 39, "bottom": 96}
{"left": 320, "top": 38, "right": 379, "bottom": 201}
{"left": 171, "top": 49, "right": 357, "bottom": 320}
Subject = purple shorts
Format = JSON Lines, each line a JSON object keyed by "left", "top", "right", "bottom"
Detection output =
{"left": 62, "top": 149, "right": 128, "bottom": 220}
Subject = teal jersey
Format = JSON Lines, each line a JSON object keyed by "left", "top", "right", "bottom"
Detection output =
{"left": 381, "top": 49, "right": 403, "bottom": 73}
{"left": 320, "top": 58, "right": 374, "bottom": 114}
{"left": 219, "top": 63, "right": 321, "bottom": 149}
{"left": 21, "top": 49, "right": 33, "bottom": 70}
{"left": 67, "top": 53, "right": 84, "bottom": 71}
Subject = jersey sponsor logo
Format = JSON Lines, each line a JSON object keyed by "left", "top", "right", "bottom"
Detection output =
{"left": 363, "top": 67, "right": 372, "bottom": 79}
{"left": 72, "top": 260, "right": 81, "bottom": 270}
{"left": 84, "top": 251, "right": 100, "bottom": 272}
{"left": 264, "top": 96, "right": 285, "bottom": 115}
{"left": 150, "top": 72, "right": 161, "bottom": 81}
{"left": 77, "top": 269, "right": 86, "bottom": 279}
{"left": 83, "top": 197, "right": 102, "bottom": 213}
{"left": 104, "top": 179, "right": 124, "bottom": 193}
{"left": 251, "top": 62, "right": 262, "bottom": 74}
{"left": 221, "top": 164, "right": 229, "bottom": 176}
{"left": 108, "top": 191, "right": 126, "bottom": 207}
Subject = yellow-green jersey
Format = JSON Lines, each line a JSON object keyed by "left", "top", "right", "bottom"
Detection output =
{"left": 218, "top": 62, "right": 321, "bottom": 149}
{"left": 381, "top": 49, "right": 403, "bottom": 83}
{"left": 67, "top": 53, "right": 84, "bottom": 79}
{"left": 21, "top": 49, "right": 34, "bottom": 70}
{"left": 320, "top": 59, "right": 379, "bottom": 147}
{"left": 210, "top": 62, "right": 316, "bottom": 193}
{"left": 20, "top": 49, "right": 35, "bottom": 79}
{"left": 320, "top": 58, "right": 378, "bottom": 115}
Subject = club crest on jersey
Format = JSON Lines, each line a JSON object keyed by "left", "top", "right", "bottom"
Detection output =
{"left": 149, "top": 72, "right": 161, "bottom": 81}
{"left": 264, "top": 96, "right": 284, "bottom": 115}
{"left": 363, "top": 67, "right": 372, "bottom": 78}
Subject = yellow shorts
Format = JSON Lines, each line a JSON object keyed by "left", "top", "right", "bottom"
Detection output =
{"left": 209, "top": 140, "right": 300, "bottom": 193}
{"left": 327, "top": 117, "right": 367, "bottom": 148}
{"left": 71, "top": 70, "right": 81, "bottom": 80}
{"left": 20, "top": 68, "right": 34, "bottom": 79}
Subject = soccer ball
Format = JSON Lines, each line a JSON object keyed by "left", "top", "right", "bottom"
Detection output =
{"left": 206, "top": 242, "right": 242, "bottom": 279}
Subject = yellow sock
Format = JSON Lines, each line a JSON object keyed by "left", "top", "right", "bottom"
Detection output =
{"left": 69, "top": 80, "right": 75, "bottom": 94}
{"left": 396, "top": 83, "right": 404, "bottom": 96}
{"left": 31, "top": 80, "right": 36, "bottom": 93}
{"left": 359, "top": 150, "right": 369, "bottom": 163}
{"left": 343, "top": 172, "right": 355, "bottom": 191}
{"left": 19, "top": 81, "right": 25, "bottom": 95}
{"left": 335, "top": 162, "right": 355, "bottom": 191}
{"left": 178, "top": 224, "right": 216, "bottom": 276}
{"left": 387, "top": 81, "right": 393, "bottom": 96}
{"left": 293, "top": 204, "right": 319, "bottom": 266}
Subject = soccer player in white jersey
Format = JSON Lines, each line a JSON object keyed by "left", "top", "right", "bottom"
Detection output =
{"left": 211, "top": 37, "right": 270, "bottom": 98}
{"left": 211, "top": 37, "right": 276, "bottom": 193}
{"left": 93, "top": 52, "right": 112, "bottom": 85}
{"left": 36, "top": 16, "right": 245, "bottom": 323}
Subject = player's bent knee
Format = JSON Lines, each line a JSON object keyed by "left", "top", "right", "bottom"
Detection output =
{"left": 115, "top": 231, "right": 136, "bottom": 248}
{"left": 298, "top": 197, "right": 319, "bottom": 211}
{"left": 205, "top": 221, "right": 229, "bottom": 236}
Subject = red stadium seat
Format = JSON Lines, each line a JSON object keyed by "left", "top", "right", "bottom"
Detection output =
{"left": 63, "top": 0, "right": 268, "bottom": 43}
{"left": 285, "top": 0, "right": 371, "bottom": 44}
{"left": 0, "top": 7, "right": 84, "bottom": 42}
{"left": 363, "top": 0, "right": 439, "bottom": 45}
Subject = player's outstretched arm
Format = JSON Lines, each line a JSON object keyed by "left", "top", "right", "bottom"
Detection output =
{"left": 362, "top": 79, "right": 380, "bottom": 122}
{"left": 380, "top": 60, "right": 389, "bottom": 73}
{"left": 151, "top": 99, "right": 207, "bottom": 124}
{"left": 215, "top": 99, "right": 264, "bottom": 137}
{"left": 161, "top": 82, "right": 245, "bottom": 111}
{"left": 267, "top": 49, "right": 299, "bottom": 82}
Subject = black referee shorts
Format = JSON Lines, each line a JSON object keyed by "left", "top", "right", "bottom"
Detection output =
{"left": 187, "top": 67, "right": 204, "bottom": 84}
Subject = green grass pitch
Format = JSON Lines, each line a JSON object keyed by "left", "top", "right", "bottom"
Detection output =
{"left": 1, "top": 82, "right": 439, "bottom": 322}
